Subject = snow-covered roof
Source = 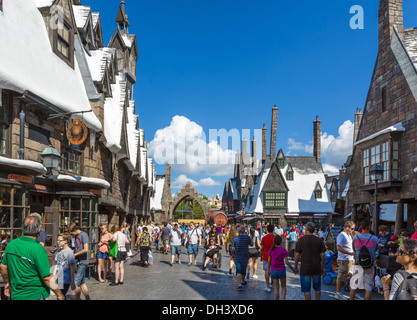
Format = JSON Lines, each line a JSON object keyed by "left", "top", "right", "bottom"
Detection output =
{"left": 0, "top": 0, "right": 102, "bottom": 132}
{"left": 0, "top": 156, "right": 47, "bottom": 175}
{"left": 103, "top": 75, "right": 126, "bottom": 153}
{"left": 85, "top": 48, "right": 115, "bottom": 82}
{"left": 125, "top": 100, "right": 140, "bottom": 171}
{"left": 150, "top": 176, "right": 165, "bottom": 210}
{"left": 92, "top": 12, "right": 100, "bottom": 29}
{"left": 34, "top": 0, "right": 55, "bottom": 8}
{"left": 341, "top": 179, "right": 349, "bottom": 198}
{"left": 246, "top": 157, "right": 333, "bottom": 214}
{"left": 139, "top": 147, "right": 147, "bottom": 182}
{"left": 354, "top": 122, "right": 405, "bottom": 146}
{"left": 48, "top": 174, "right": 110, "bottom": 189}
{"left": 147, "top": 157, "right": 154, "bottom": 189}
{"left": 72, "top": 5, "right": 91, "bottom": 29}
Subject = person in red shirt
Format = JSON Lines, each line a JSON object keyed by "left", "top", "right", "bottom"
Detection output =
{"left": 411, "top": 221, "right": 417, "bottom": 240}
{"left": 260, "top": 224, "right": 275, "bottom": 293}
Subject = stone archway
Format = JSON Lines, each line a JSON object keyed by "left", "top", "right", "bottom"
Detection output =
{"left": 169, "top": 182, "right": 211, "bottom": 220}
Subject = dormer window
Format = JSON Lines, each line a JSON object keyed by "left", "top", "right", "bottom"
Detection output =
{"left": 286, "top": 164, "right": 294, "bottom": 181}
{"left": 277, "top": 149, "right": 285, "bottom": 168}
{"left": 54, "top": 19, "right": 74, "bottom": 68}
{"left": 314, "top": 182, "right": 323, "bottom": 199}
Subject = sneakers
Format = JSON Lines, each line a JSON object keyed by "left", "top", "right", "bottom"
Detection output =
{"left": 264, "top": 287, "right": 272, "bottom": 293}
{"left": 246, "top": 273, "right": 250, "bottom": 280}
{"left": 169, "top": 262, "right": 173, "bottom": 267}
{"left": 335, "top": 292, "right": 347, "bottom": 300}
{"left": 241, "top": 281, "right": 247, "bottom": 286}
{"left": 238, "top": 285, "right": 243, "bottom": 291}
{"left": 253, "top": 275, "right": 258, "bottom": 280}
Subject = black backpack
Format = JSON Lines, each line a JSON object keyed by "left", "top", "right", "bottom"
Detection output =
{"left": 396, "top": 271, "right": 417, "bottom": 301}
{"left": 357, "top": 235, "right": 373, "bottom": 269}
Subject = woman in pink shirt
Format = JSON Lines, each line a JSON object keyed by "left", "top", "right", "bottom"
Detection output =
{"left": 267, "top": 235, "right": 298, "bottom": 300}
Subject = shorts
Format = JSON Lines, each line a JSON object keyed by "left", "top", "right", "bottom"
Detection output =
{"left": 115, "top": 251, "right": 127, "bottom": 262}
{"left": 350, "top": 266, "right": 375, "bottom": 292}
{"left": 300, "top": 275, "right": 322, "bottom": 293}
{"left": 74, "top": 263, "right": 87, "bottom": 287}
{"left": 60, "top": 283, "right": 71, "bottom": 297}
{"left": 206, "top": 250, "right": 216, "bottom": 258}
{"left": 337, "top": 259, "right": 354, "bottom": 282}
{"left": 97, "top": 251, "right": 109, "bottom": 260}
{"left": 162, "top": 239, "right": 169, "bottom": 248}
{"left": 263, "top": 261, "right": 268, "bottom": 271}
{"left": 187, "top": 243, "right": 199, "bottom": 256}
{"left": 271, "top": 270, "right": 287, "bottom": 280}
{"left": 171, "top": 245, "right": 181, "bottom": 256}
{"left": 235, "top": 261, "right": 248, "bottom": 276}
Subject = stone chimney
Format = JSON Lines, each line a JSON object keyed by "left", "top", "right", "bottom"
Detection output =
{"left": 251, "top": 136, "right": 257, "bottom": 174}
{"left": 270, "top": 105, "right": 278, "bottom": 157}
{"left": 262, "top": 123, "right": 267, "bottom": 161}
{"left": 379, "top": 0, "right": 404, "bottom": 47}
{"left": 165, "top": 162, "right": 171, "bottom": 188}
{"left": 353, "top": 108, "right": 363, "bottom": 144}
{"left": 313, "top": 116, "right": 321, "bottom": 163}
{"left": 234, "top": 151, "right": 240, "bottom": 178}
{"left": 242, "top": 138, "right": 248, "bottom": 165}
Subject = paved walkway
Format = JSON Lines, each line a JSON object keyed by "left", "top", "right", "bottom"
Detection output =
{"left": 53, "top": 246, "right": 383, "bottom": 300}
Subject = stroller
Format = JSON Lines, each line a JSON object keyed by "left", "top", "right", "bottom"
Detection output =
{"left": 323, "top": 251, "right": 339, "bottom": 285}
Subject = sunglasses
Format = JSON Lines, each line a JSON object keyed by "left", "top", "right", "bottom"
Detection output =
{"left": 397, "top": 248, "right": 416, "bottom": 256}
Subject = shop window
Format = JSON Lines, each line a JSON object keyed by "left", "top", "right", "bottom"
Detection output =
{"left": 0, "top": 185, "right": 29, "bottom": 259}
{"left": 61, "top": 147, "right": 82, "bottom": 175}
{"left": 264, "top": 192, "right": 287, "bottom": 209}
{"left": 362, "top": 141, "right": 393, "bottom": 184}
{"left": 59, "top": 196, "right": 99, "bottom": 259}
{"left": 0, "top": 89, "right": 11, "bottom": 156}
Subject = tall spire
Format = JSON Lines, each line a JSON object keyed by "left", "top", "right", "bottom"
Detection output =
{"left": 116, "top": 0, "right": 130, "bottom": 30}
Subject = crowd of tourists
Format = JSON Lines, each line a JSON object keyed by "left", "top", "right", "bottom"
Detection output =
{"left": 1, "top": 214, "right": 416, "bottom": 301}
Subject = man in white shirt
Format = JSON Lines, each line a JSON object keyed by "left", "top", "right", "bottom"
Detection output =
{"left": 336, "top": 221, "right": 356, "bottom": 300}
{"left": 275, "top": 224, "right": 284, "bottom": 236}
{"left": 169, "top": 223, "right": 183, "bottom": 266}
{"left": 184, "top": 221, "right": 202, "bottom": 267}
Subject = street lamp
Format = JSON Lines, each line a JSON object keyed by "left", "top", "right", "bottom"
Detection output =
{"left": 370, "top": 164, "right": 384, "bottom": 235}
{"left": 41, "top": 145, "right": 61, "bottom": 175}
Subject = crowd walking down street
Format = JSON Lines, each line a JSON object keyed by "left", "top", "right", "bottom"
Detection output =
{"left": 1, "top": 217, "right": 416, "bottom": 301}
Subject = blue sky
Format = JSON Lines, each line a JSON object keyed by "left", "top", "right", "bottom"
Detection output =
{"left": 83, "top": 0, "right": 417, "bottom": 197}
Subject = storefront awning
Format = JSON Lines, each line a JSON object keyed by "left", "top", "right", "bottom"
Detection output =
{"left": 0, "top": 156, "right": 47, "bottom": 175}
{"left": 47, "top": 175, "right": 110, "bottom": 189}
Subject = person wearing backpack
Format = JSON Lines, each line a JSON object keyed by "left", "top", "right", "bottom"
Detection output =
{"left": 138, "top": 227, "right": 152, "bottom": 267}
{"left": 381, "top": 239, "right": 417, "bottom": 300}
{"left": 349, "top": 219, "right": 379, "bottom": 300}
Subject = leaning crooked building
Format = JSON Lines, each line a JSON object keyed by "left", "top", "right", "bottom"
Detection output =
{"left": 223, "top": 106, "right": 334, "bottom": 228}
{"left": 0, "top": 0, "right": 156, "bottom": 281}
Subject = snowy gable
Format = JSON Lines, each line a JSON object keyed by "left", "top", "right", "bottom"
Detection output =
{"left": 282, "top": 157, "right": 333, "bottom": 213}
{"left": 85, "top": 47, "right": 115, "bottom": 83}
{"left": 0, "top": 0, "right": 102, "bottom": 132}
{"left": 124, "top": 100, "right": 140, "bottom": 171}
{"left": 103, "top": 75, "right": 126, "bottom": 153}
{"left": 72, "top": 5, "right": 90, "bottom": 29}
{"left": 246, "top": 167, "right": 270, "bottom": 214}
{"left": 150, "top": 176, "right": 165, "bottom": 211}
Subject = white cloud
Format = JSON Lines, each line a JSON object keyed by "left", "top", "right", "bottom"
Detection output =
{"left": 148, "top": 115, "right": 235, "bottom": 176}
{"left": 171, "top": 174, "right": 222, "bottom": 189}
{"left": 287, "top": 120, "right": 354, "bottom": 169}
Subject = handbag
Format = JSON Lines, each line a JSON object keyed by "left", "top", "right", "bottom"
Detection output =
{"left": 109, "top": 234, "right": 118, "bottom": 258}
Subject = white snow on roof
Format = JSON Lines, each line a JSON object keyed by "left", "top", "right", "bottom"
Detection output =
{"left": 48, "top": 174, "right": 110, "bottom": 189}
{"left": 120, "top": 32, "right": 132, "bottom": 48}
{"left": 282, "top": 165, "right": 333, "bottom": 213}
{"left": 139, "top": 147, "right": 147, "bottom": 182}
{"left": 125, "top": 100, "right": 140, "bottom": 171}
{"left": 0, "top": 0, "right": 102, "bottom": 132}
{"left": 354, "top": 122, "right": 405, "bottom": 146}
{"left": 246, "top": 167, "right": 270, "bottom": 214}
{"left": 92, "top": 12, "right": 100, "bottom": 29}
{"left": 85, "top": 48, "right": 115, "bottom": 82}
{"left": 103, "top": 75, "right": 126, "bottom": 153}
{"left": 34, "top": 0, "right": 55, "bottom": 8}
{"left": 150, "top": 176, "right": 165, "bottom": 210}
{"left": 72, "top": 5, "right": 91, "bottom": 29}
{"left": 341, "top": 179, "right": 349, "bottom": 197}
{"left": 0, "top": 156, "right": 47, "bottom": 175}
{"left": 147, "top": 157, "right": 154, "bottom": 189}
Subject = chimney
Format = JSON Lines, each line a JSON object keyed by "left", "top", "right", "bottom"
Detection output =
{"left": 379, "top": 0, "right": 404, "bottom": 47}
{"left": 234, "top": 151, "right": 240, "bottom": 178}
{"left": 270, "top": 105, "right": 278, "bottom": 157}
{"left": 353, "top": 108, "right": 363, "bottom": 144}
{"left": 242, "top": 138, "right": 248, "bottom": 165}
{"left": 165, "top": 162, "right": 171, "bottom": 188}
{"left": 251, "top": 136, "right": 257, "bottom": 174}
{"left": 262, "top": 123, "right": 267, "bottom": 161}
{"left": 313, "top": 116, "right": 321, "bottom": 163}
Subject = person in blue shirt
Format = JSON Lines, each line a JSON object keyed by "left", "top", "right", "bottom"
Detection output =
{"left": 231, "top": 227, "right": 253, "bottom": 291}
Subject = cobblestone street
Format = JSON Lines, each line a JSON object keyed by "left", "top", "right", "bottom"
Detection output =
{"left": 52, "top": 246, "right": 383, "bottom": 301}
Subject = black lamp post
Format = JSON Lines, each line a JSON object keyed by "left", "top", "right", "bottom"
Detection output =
{"left": 370, "top": 164, "right": 384, "bottom": 235}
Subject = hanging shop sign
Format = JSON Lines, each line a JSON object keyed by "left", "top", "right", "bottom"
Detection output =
{"left": 67, "top": 118, "right": 88, "bottom": 146}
